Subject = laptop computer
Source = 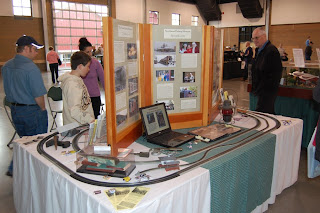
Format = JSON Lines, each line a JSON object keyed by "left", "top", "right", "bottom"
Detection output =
{"left": 139, "top": 103, "right": 194, "bottom": 147}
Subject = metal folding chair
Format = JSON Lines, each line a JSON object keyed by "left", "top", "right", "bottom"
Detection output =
{"left": 47, "top": 85, "right": 63, "bottom": 131}
{"left": 3, "top": 97, "right": 18, "bottom": 148}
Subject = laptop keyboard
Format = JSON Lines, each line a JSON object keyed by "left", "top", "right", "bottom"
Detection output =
{"left": 153, "top": 131, "right": 183, "bottom": 142}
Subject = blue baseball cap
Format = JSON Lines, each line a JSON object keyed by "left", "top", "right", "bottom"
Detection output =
{"left": 16, "top": 35, "right": 44, "bottom": 49}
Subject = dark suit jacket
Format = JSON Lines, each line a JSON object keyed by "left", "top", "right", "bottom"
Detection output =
{"left": 251, "top": 41, "right": 283, "bottom": 96}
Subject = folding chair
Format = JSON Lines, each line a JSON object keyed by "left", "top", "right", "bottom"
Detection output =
{"left": 3, "top": 97, "right": 19, "bottom": 148}
{"left": 100, "top": 103, "right": 105, "bottom": 114}
{"left": 47, "top": 85, "right": 63, "bottom": 131}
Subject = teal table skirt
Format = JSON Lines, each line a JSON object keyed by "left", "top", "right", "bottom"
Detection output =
{"left": 249, "top": 93, "right": 318, "bottom": 147}
{"left": 136, "top": 128, "right": 276, "bottom": 213}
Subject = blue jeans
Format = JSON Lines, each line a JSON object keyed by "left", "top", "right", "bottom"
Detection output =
{"left": 11, "top": 105, "right": 48, "bottom": 136}
{"left": 8, "top": 105, "right": 48, "bottom": 173}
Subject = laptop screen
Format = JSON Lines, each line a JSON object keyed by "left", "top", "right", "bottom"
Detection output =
{"left": 139, "top": 103, "right": 171, "bottom": 136}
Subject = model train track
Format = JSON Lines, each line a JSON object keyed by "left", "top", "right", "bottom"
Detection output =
{"left": 37, "top": 111, "right": 281, "bottom": 187}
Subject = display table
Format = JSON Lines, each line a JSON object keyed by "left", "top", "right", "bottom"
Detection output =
{"left": 248, "top": 83, "right": 318, "bottom": 147}
{"left": 13, "top": 112, "right": 303, "bottom": 213}
{"left": 223, "top": 61, "right": 243, "bottom": 80}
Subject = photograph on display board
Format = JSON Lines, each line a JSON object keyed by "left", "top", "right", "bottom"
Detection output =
{"left": 156, "top": 100, "right": 174, "bottom": 111}
{"left": 129, "top": 96, "right": 139, "bottom": 117}
{"left": 127, "top": 43, "right": 137, "bottom": 59}
{"left": 116, "top": 109, "right": 127, "bottom": 127}
{"left": 128, "top": 77, "right": 138, "bottom": 96}
{"left": 155, "top": 70, "right": 175, "bottom": 82}
{"left": 155, "top": 110, "right": 166, "bottom": 127}
{"left": 154, "top": 55, "right": 176, "bottom": 67}
{"left": 115, "top": 66, "right": 127, "bottom": 92}
{"left": 183, "top": 72, "right": 195, "bottom": 83}
{"left": 154, "top": 42, "right": 176, "bottom": 55}
{"left": 180, "top": 86, "right": 198, "bottom": 98}
{"left": 179, "top": 42, "right": 200, "bottom": 53}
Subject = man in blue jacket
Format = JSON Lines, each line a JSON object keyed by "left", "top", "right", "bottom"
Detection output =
{"left": 251, "top": 27, "right": 282, "bottom": 114}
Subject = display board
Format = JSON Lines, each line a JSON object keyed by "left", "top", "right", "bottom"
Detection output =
{"left": 102, "top": 17, "right": 143, "bottom": 156}
{"left": 112, "top": 19, "right": 140, "bottom": 132}
{"left": 102, "top": 17, "right": 223, "bottom": 155}
{"left": 152, "top": 25, "right": 203, "bottom": 113}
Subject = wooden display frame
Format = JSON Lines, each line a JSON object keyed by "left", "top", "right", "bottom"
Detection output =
{"left": 102, "top": 17, "right": 223, "bottom": 156}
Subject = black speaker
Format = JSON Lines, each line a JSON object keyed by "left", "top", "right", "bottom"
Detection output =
{"left": 237, "top": 0, "right": 263, "bottom": 19}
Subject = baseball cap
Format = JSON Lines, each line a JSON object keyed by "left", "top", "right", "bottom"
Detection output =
{"left": 16, "top": 35, "right": 44, "bottom": 49}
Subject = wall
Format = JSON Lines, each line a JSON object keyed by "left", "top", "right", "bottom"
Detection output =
{"left": 209, "top": 1, "right": 266, "bottom": 28}
{"left": 223, "top": 27, "right": 239, "bottom": 50}
{"left": 269, "top": 23, "right": 320, "bottom": 60}
{"left": 271, "top": 0, "right": 320, "bottom": 25}
{"left": 0, "top": 0, "right": 42, "bottom": 17}
{"left": 116, "top": 0, "right": 144, "bottom": 23}
{"left": 0, "top": 16, "right": 46, "bottom": 70}
{"left": 146, "top": 0, "right": 205, "bottom": 26}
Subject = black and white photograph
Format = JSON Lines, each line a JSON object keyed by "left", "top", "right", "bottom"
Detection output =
{"left": 116, "top": 109, "right": 127, "bottom": 127}
{"left": 146, "top": 112, "right": 155, "bottom": 124}
{"left": 155, "top": 110, "right": 166, "bottom": 127}
{"left": 183, "top": 72, "right": 195, "bottom": 83}
{"left": 115, "top": 66, "right": 127, "bottom": 92}
{"left": 156, "top": 70, "right": 175, "bottom": 82}
{"left": 156, "top": 100, "right": 175, "bottom": 111}
{"left": 128, "top": 77, "right": 138, "bottom": 96}
{"left": 154, "top": 41, "right": 176, "bottom": 55}
{"left": 180, "top": 86, "right": 198, "bottom": 98}
{"left": 154, "top": 55, "right": 176, "bottom": 68}
{"left": 129, "top": 96, "right": 139, "bottom": 117}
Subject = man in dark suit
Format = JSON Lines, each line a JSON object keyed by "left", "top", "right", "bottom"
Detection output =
{"left": 251, "top": 27, "right": 282, "bottom": 114}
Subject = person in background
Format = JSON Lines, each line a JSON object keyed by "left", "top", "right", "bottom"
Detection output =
{"left": 243, "top": 41, "right": 253, "bottom": 81}
{"left": 2, "top": 35, "right": 48, "bottom": 176}
{"left": 251, "top": 27, "right": 282, "bottom": 114}
{"left": 46, "top": 46, "right": 60, "bottom": 84}
{"left": 306, "top": 36, "right": 312, "bottom": 47}
{"left": 58, "top": 51, "right": 94, "bottom": 125}
{"left": 231, "top": 44, "right": 238, "bottom": 52}
{"left": 277, "top": 43, "right": 287, "bottom": 60}
{"left": 305, "top": 41, "right": 313, "bottom": 61}
{"left": 78, "top": 37, "right": 105, "bottom": 119}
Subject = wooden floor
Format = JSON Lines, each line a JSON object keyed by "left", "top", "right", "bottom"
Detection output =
{"left": 0, "top": 73, "right": 319, "bottom": 213}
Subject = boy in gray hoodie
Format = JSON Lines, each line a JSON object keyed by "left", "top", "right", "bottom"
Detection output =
{"left": 58, "top": 51, "right": 95, "bottom": 125}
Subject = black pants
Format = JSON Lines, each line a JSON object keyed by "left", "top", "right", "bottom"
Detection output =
{"left": 256, "top": 93, "right": 277, "bottom": 114}
{"left": 243, "top": 62, "right": 251, "bottom": 80}
{"left": 91, "top": 96, "right": 101, "bottom": 119}
{"left": 49, "top": 63, "right": 59, "bottom": 83}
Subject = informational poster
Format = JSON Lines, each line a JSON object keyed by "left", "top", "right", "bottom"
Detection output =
{"left": 113, "top": 19, "right": 139, "bottom": 132}
{"left": 181, "top": 54, "right": 197, "bottom": 68}
{"left": 212, "top": 28, "right": 223, "bottom": 107}
{"left": 116, "top": 92, "right": 126, "bottom": 111}
{"left": 114, "top": 41, "right": 125, "bottom": 64}
{"left": 164, "top": 29, "right": 192, "bottom": 39}
{"left": 181, "top": 99, "right": 196, "bottom": 109}
{"left": 118, "top": 25, "right": 133, "bottom": 38}
{"left": 128, "top": 62, "right": 137, "bottom": 77}
{"left": 292, "top": 48, "right": 305, "bottom": 67}
{"left": 153, "top": 25, "right": 202, "bottom": 113}
{"left": 157, "top": 83, "right": 173, "bottom": 99}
